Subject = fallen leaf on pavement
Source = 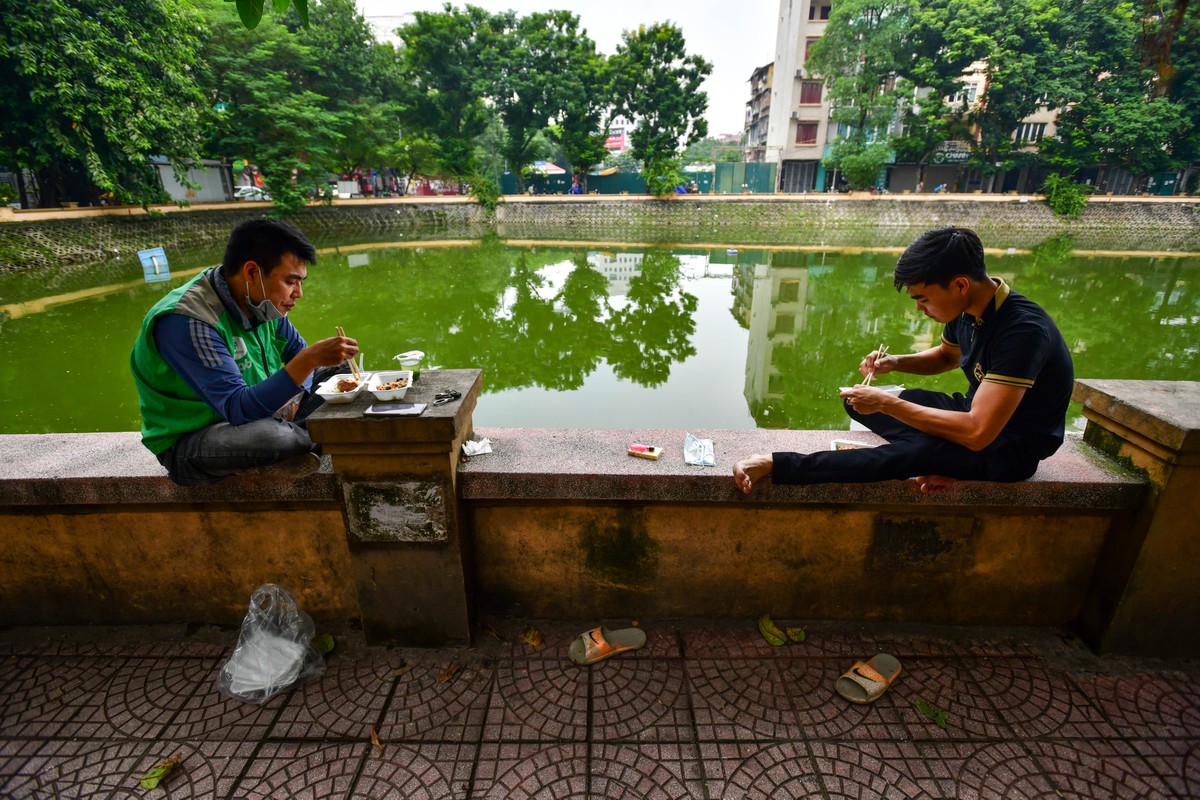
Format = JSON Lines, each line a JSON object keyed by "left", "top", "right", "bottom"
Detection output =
{"left": 521, "top": 625, "right": 544, "bottom": 647}
{"left": 482, "top": 622, "right": 503, "bottom": 640}
{"left": 138, "top": 753, "right": 182, "bottom": 790}
{"left": 370, "top": 724, "right": 384, "bottom": 754}
{"left": 436, "top": 665, "right": 459, "bottom": 684}
{"left": 915, "top": 700, "right": 949, "bottom": 728}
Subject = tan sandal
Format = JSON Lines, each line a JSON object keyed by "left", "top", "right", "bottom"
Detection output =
{"left": 568, "top": 626, "right": 646, "bottom": 666}
{"left": 835, "top": 653, "right": 902, "bottom": 704}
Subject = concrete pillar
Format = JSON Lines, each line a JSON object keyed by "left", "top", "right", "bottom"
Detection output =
{"left": 1074, "top": 379, "right": 1200, "bottom": 656}
{"left": 307, "top": 369, "right": 482, "bottom": 646}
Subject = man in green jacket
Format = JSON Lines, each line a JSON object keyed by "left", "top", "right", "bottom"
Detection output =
{"left": 130, "top": 218, "right": 358, "bottom": 485}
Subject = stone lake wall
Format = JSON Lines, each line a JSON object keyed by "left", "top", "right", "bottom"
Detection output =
{"left": 2, "top": 196, "right": 1198, "bottom": 273}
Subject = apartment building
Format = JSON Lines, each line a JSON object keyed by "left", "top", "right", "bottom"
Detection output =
{"left": 745, "top": 63, "right": 774, "bottom": 163}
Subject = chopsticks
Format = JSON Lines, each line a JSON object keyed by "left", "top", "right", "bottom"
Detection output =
{"left": 335, "top": 326, "right": 361, "bottom": 381}
{"left": 863, "top": 343, "right": 889, "bottom": 387}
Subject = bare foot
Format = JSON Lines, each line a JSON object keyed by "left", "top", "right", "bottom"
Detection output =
{"left": 914, "top": 474, "right": 957, "bottom": 493}
{"left": 733, "top": 454, "right": 773, "bottom": 494}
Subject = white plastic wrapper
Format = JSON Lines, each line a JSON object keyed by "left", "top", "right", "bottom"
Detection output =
{"left": 216, "top": 584, "right": 325, "bottom": 704}
{"left": 462, "top": 437, "right": 492, "bottom": 456}
{"left": 683, "top": 432, "right": 715, "bottom": 467}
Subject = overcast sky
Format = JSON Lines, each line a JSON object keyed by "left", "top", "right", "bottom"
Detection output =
{"left": 357, "top": 0, "right": 780, "bottom": 137}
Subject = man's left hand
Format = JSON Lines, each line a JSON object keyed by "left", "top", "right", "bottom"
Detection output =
{"left": 839, "top": 385, "right": 895, "bottom": 415}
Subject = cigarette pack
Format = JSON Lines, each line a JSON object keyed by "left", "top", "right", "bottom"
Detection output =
{"left": 627, "top": 444, "right": 662, "bottom": 460}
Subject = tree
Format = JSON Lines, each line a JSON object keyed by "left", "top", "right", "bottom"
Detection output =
{"left": 609, "top": 23, "right": 712, "bottom": 187}
{"left": 486, "top": 10, "right": 585, "bottom": 192}
{"left": 807, "top": 0, "right": 916, "bottom": 190}
{"left": 194, "top": 0, "right": 342, "bottom": 213}
{"left": 396, "top": 4, "right": 507, "bottom": 184}
{"left": 681, "top": 137, "right": 743, "bottom": 164}
{"left": 0, "top": 0, "right": 206, "bottom": 208}
{"left": 550, "top": 45, "right": 613, "bottom": 191}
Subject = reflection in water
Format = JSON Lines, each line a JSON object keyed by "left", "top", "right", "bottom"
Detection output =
{"left": 0, "top": 238, "right": 1197, "bottom": 435}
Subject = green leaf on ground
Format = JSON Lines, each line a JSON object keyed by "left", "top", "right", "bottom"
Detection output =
{"left": 785, "top": 626, "right": 807, "bottom": 643}
{"left": 138, "top": 753, "right": 181, "bottom": 789}
{"left": 313, "top": 633, "right": 335, "bottom": 656}
{"left": 915, "top": 700, "right": 949, "bottom": 728}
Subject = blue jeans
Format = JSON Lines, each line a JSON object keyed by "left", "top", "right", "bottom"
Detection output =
{"left": 155, "top": 366, "right": 339, "bottom": 486}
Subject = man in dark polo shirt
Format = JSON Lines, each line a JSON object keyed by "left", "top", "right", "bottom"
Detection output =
{"left": 733, "top": 226, "right": 1074, "bottom": 493}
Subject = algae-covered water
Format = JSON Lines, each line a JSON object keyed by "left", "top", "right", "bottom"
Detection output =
{"left": 0, "top": 235, "right": 1196, "bottom": 435}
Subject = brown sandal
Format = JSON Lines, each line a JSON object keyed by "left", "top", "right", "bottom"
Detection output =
{"left": 835, "top": 654, "right": 902, "bottom": 704}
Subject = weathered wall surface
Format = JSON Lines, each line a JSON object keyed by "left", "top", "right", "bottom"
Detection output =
{"left": 2, "top": 197, "right": 1197, "bottom": 272}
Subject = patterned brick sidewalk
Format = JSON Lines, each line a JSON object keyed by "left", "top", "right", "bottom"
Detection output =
{"left": 1, "top": 619, "right": 1198, "bottom": 798}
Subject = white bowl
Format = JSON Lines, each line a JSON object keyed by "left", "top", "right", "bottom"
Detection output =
{"left": 315, "top": 372, "right": 371, "bottom": 404}
{"left": 367, "top": 370, "right": 413, "bottom": 401}
{"left": 839, "top": 384, "right": 905, "bottom": 396}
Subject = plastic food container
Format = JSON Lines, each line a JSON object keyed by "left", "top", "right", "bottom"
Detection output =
{"left": 315, "top": 372, "right": 370, "bottom": 404}
{"left": 367, "top": 370, "right": 414, "bottom": 401}
{"left": 839, "top": 384, "right": 905, "bottom": 396}
{"left": 393, "top": 349, "right": 424, "bottom": 379}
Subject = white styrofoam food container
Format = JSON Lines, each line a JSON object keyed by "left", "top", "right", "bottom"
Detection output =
{"left": 315, "top": 372, "right": 371, "bottom": 404}
{"left": 367, "top": 370, "right": 414, "bottom": 401}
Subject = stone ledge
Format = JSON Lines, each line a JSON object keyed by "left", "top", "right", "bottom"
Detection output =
{"left": 0, "top": 432, "right": 337, "bottom": 506}
{"left": 459, "top": 428, "right": 1146, "bottom": 509}
{"left": 1073, "top": 379, "right": 1200, "bottom": 455}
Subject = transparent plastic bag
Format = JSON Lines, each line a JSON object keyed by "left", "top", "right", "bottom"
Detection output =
{"left": 216, "top": 584, "right": 325, "bottom": 703}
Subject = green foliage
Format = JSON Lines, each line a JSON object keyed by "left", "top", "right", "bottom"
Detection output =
{"left": 228, "top": 0, "right": 309, "bottom": 29}
{"left": 0, "top": 183, "right": 17, "bottom": 205}
{"left": 0, "top": 0, "right": 206, "bottom": 207}
{"left": 606, "top": 151, "right": 643, "bottom": 174}
{"left": 825, "top": 140, "right": 891, "bottom": 190}
{"left": 396, "top": 5, "right": 503, "bottom": 180}
{"left": 681, "top": 137, "right": 743, "bottom": 165}
{"left": 550, "top": 47, "right": 612, "bottom": 186}
{"left": 643, "top": 159, "right": 686, "bottom": 198}
{"left": 470, "top": 173, "right": 503, "bottom": 217}
{"left": 610, "top": 23, "right": 712, "bottom": 167}
{"left": 1041, "top": 173, "right": 1087, "bottom": 219}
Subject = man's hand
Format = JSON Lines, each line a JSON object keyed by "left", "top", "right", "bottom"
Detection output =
{"left": 285, "top": 335, "right": 358, "bottom": 386}
{"left": 839, "top": 385, "right": 897, "bottom": 415}
{"left": 859, "top": 349, "right": 897, "bottom": 379}
{"left": 733, "top": 454, "right": 773, "bottom": 494}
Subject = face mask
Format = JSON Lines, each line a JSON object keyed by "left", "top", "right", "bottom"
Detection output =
{"left": 246, "top": 269, "right": 285, "bottom": 323}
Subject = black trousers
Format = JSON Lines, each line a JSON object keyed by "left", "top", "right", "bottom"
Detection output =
{"left": 771, "top": 389, "right": 1042, "bottom": 485}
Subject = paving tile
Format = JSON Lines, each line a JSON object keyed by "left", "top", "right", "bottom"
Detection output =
{"left": 78, "top": 657, "right": 213, "bottom": 738}
{"left": 128, "top": 740, "right": 258, "bottom": 799}
{"left": 483, "top": 657, "right": 587, "bottom": 742}
{"left": 231, "top": 742, "right": 368, "bottom": 799}
{"left": 808, "top": 740, "right": 940, "bottom": 798}
{"left": 589, "top": 742, "right": 706, "bottom": 798}
{"left": 0, "top": 739, "right": 154, "bottom": 799}
{"left": 683, "top": 619, "right": 875, "bottom": 658}
{"left": 959, "top": 657, "right": 1121, "bottom": 739}
{"left": 915, "top": 741, "right": 1056, "bottom": 799}
{"left": 0, "top": 656, "right": 127, "bottom": 739}
{"left": 167, "top": 660, "right": 289, "bottom": 741}
{"left": 590, "top": 660, "right": 693, "bottom": 743}
{"left": 471, "top": 742, "right": 588, "bottom": 798}
{"left": 376, "top": 655, "right": 492, "bottom": 742}
{"left": 778, "top": 656, "right": 1011, "bottom": 742}
{"left": 1128, "top": 739, "right": 1200, "bottom": 798}
{"left": 352, "top": 742, "right": 478, "bottom": 799}
{"left": 1073, "top": 671, "right": 1200, "bottom": 738}
{"left": 270, "top": 650, "right": 406, "bottom": 739}
{"left": 1024, "top": 739, "right": 1177, "bottom": 798}
{"left": 688, "top": 659, "right": 804, "bottom": 740}
{"left": 694, "top": 741, "right": 824, "bottom": 799}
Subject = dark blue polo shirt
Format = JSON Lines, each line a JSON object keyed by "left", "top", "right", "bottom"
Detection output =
{"left": 942, "top": 279, "right": 1074, "bottom": 458}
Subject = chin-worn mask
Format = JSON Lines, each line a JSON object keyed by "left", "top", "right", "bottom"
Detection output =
{"left": 246, "top": 269, "right": 285, "bottom": 323}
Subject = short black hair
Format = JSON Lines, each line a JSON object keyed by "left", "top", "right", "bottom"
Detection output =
{"left": 220, "top": 218, "right": 317, "bottom": 277}
{"left": 893, "top": 226, "right": 986, "bottom": 290}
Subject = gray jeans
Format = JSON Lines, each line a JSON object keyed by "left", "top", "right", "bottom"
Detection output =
{"left": 156, "top": 367, "right": 338, "bottom": 486}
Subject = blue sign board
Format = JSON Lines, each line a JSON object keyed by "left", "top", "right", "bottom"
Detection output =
{"left": 138, "top": 247, "right": 170, "bottom": 283}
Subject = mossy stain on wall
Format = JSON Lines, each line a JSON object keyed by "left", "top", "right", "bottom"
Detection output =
{"left": 580, "top": 512, "right": 659, "bottom": 587}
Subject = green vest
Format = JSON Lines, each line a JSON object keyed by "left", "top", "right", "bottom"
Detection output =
{"left": 130, "top": 267, "right": 287, "bottom": 454}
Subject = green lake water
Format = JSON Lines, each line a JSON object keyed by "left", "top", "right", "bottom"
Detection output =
{"left": 1, "top": 236, "right": 1197, "bottom": 436}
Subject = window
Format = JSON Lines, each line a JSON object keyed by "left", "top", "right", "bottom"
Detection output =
{"left": 954, "top": 85, "right": 978, "bottom": 105}
{"left": 804, "top": 38, "right": 820, "bottom": 62}
{"left": 796, "top": 122, "right": 819, "bottom": 145}
{"left": 778, "top": 280, "right": 801, "bottom": 303}
{"left": 800, "top": 80, "right": 823, "bottom": 105}
{"left": 775, "top": 314, "right": 796, "bottom": 334}
{"left": 809, "top": 1, "right": 832, "bottom": 20}
{"left": 1015, "top": 122, "right": 1046, "bottom": 143}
